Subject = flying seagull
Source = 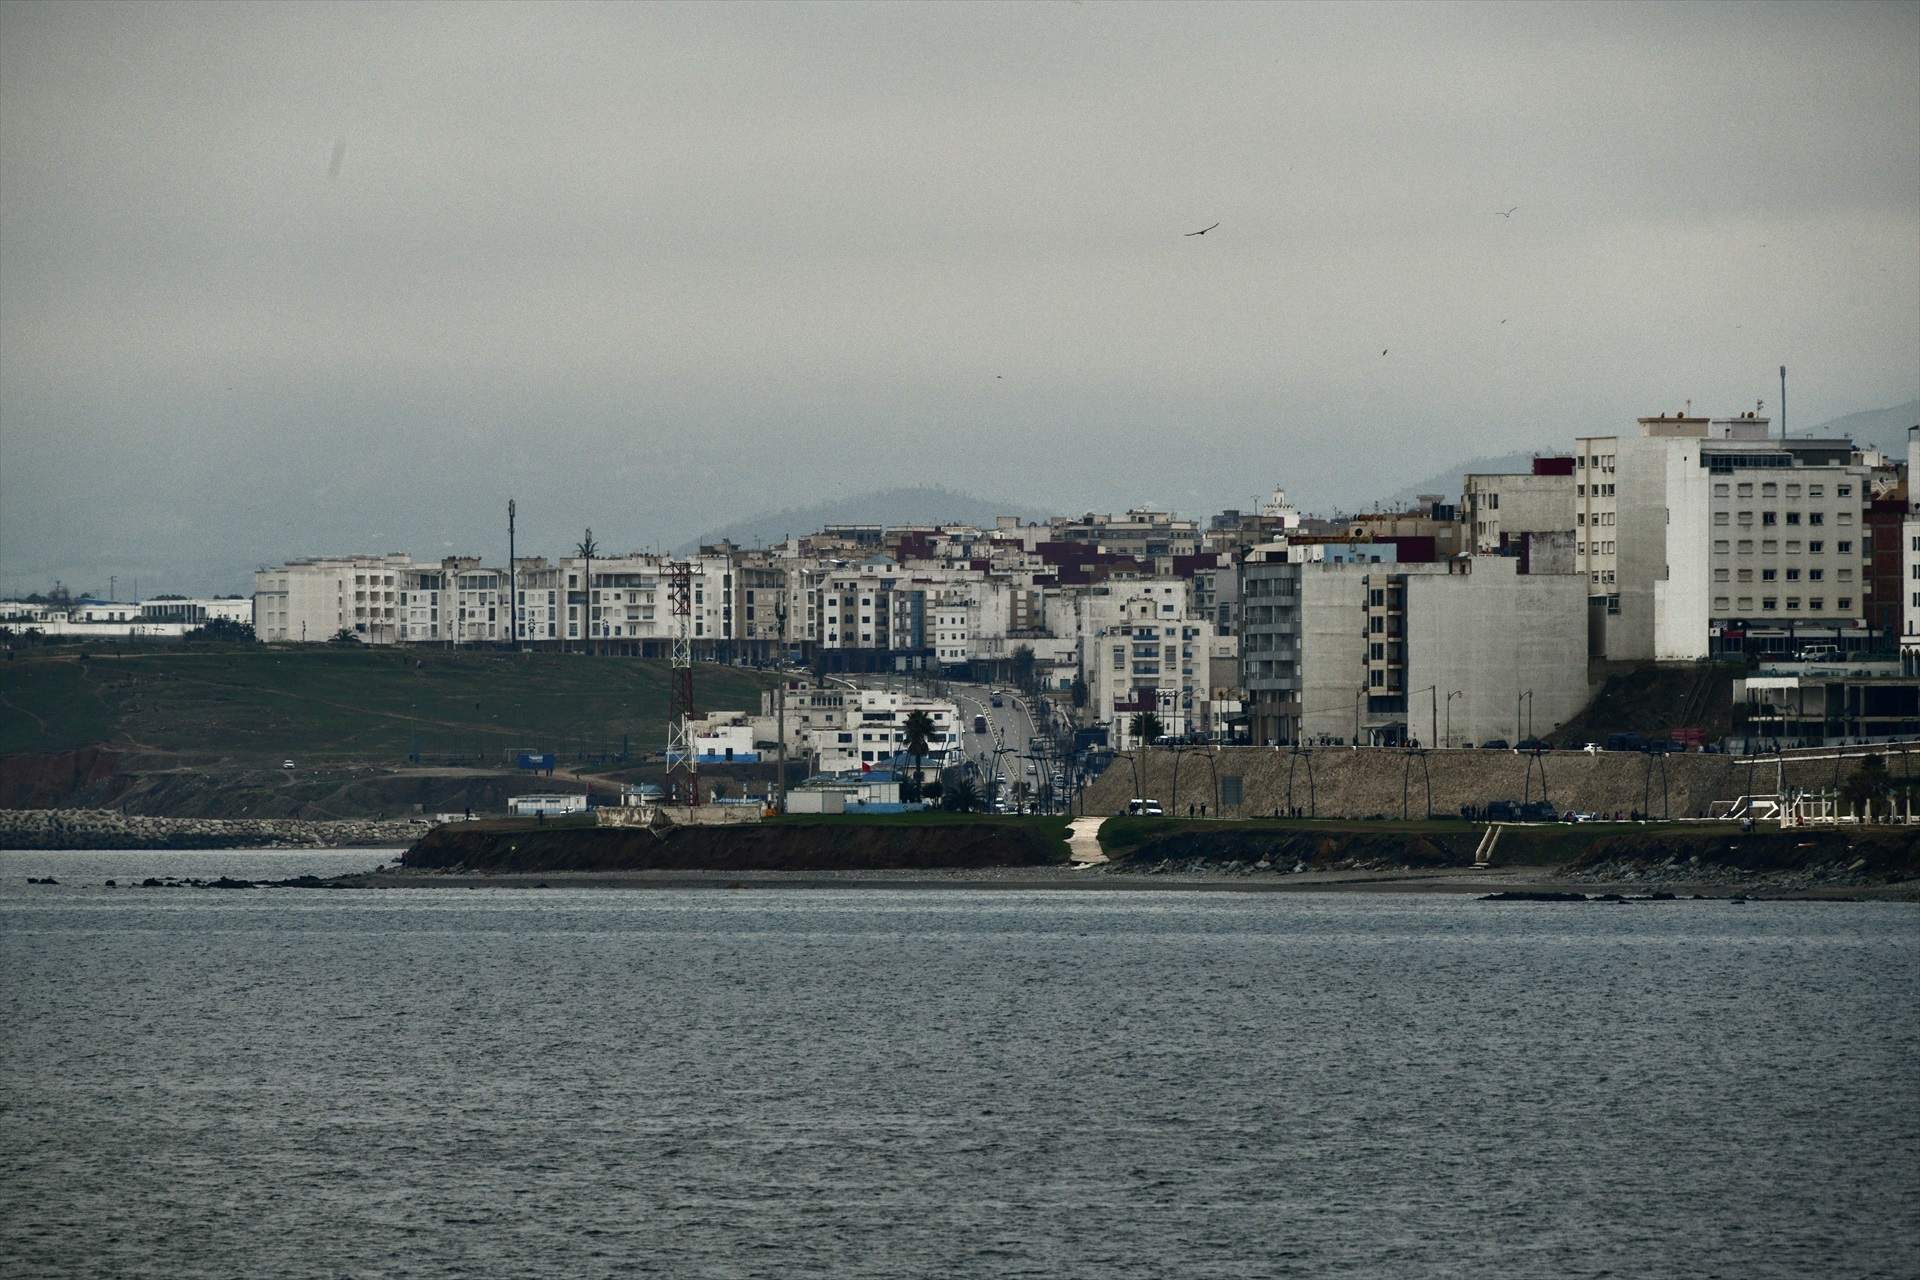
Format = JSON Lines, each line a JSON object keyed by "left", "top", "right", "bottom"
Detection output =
{"left": 1184, "top": 222, "right": 1220, "bottom": 236}
{"left": 1494, "top": 206, "right": 1518, "bottom": 218}
{"left": 1381, "top": 349, "right": 1389, "bottom": 356}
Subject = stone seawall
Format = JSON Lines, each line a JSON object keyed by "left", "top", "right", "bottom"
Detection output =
{"left": 1082, "top": 746, "right": 1919, "bottom": 821}
{"left": 0, "top": 807, "right": 418, "bottom": 850}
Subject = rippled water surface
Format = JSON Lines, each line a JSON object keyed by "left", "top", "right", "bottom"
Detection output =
{"left": 3, "top": 850, "right": 1916, "bottom": 1278}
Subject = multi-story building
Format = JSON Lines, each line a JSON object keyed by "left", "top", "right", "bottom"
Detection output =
{"left": 1583, "top": 411, "right": 1871, "bottom": 662}
{"left": 808, "top": 690, "right": 960, "bottom": 779}
{"left": 1904, "top": 426, "right": 1920, "bottom": 674}
{"left": 1240, "top": 543, "right": 1585, "bottom": 746}
{"left": 1085, "top": 589, "right": 1216, "bottom": 746}
{"left": 254, "top": 554, "right": 410, "bottom": 644}
{"left": 1463, "top": 459, "right": 1576, "bottom": 553}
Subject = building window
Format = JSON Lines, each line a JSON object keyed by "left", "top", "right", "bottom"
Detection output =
{"left": 1762, "top": 512, "right": 1777, "bottom": 526}
{"left": 1785, "top": 598, "right": 1800, "bottom": 611}
{"left": 1714, "top": 568, "right": 1730, "bottom": 583}
{"left": 1785, "top": 511, "right": 1801, "bottom": 525}
{"left": 1713, "top": 540, "right": 1731, "bottom": 555}
{"left": 1714, "top": 597, "right": 1730, "bottom": 611}
{"left": 1810, "top": 541, "right": 1824, "bottom": 554}
{"left": 1761, "top": 597, "right": 1777, "bottom": 611}
{"left": 1809, "top": 598, "right": 1824, "bottom": 612}
{"left": 1838, "top": 597, "right": 1854, "bottom": 611}
{"left": 1762, "top": 569, "right": 1777, "bottom": 582}
{"left": 1809, "top": 512, "right": 1824, "bottom": 526}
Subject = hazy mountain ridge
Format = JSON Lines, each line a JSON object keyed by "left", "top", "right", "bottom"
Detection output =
{"left": 1794, "top": 398, "right": 1919, "bottom": 455}
{"left": 1378, "top": 397, "right": 1919, "bottom": 512}
{"left": 676, "top": 486, "right": 1053, "bottom": 554}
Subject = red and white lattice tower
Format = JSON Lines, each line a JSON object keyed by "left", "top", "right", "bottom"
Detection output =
{"left": 665, "top": 560, "right": 700, "bottom": 807}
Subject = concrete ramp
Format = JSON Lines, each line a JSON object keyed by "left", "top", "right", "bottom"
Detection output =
{"left": 1067, "top": 817, "right": 1108, "bottom": 865}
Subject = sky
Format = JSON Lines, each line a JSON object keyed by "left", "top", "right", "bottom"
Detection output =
{"left": 2, "top": 0, "right": 1917, "bottom": 597}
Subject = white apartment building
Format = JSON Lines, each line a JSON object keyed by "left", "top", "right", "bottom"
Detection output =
{"left": 1703, "top": 434, "right": 1869, "bottom": 653}
{"left": 254, "top": 555, "right": 410, "bottom": 644}
{"left": 1086, "top": 590, "right": 1216, "bottom": 746}
{"left": 1904, "top": 426, "right": 1920, "bottom": 672}
{"left": 808, "top": 690, "right": 960, "bottom": 778}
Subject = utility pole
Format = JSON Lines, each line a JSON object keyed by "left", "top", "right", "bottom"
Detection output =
{"left": 775, "top": 682, "right": 787, "bottom": 814}
{"left": 109, "top": 575, "right": 116, "bottom": 602}
{"left": 507, "top": 498, "right": 517, "bottom": 652}
{"left": 1779, "top": 365, "right": 1787, "bottom": 440}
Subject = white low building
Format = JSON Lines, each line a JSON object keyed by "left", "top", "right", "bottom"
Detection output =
{"left": 507, "top": 793, "right": 588, "bottom": 816}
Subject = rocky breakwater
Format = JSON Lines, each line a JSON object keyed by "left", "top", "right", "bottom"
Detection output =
{"left": 1561, "top": 826, "right": 1920, "bottom": 896}
{"left": 0, "top": 807, "right": 418, "bottom": 850}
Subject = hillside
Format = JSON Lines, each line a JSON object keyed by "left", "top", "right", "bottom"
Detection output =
{"left": 1798, "top": 397, "right": 1920, "bottom": 455}
{"left": 0, "top": 647, "right": 782, "bottom": 763}
{"left": 677, "top": 485, "right": 1050, "bottom": 552}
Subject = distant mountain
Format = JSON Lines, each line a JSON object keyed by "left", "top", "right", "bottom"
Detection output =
{"left": 1374, "top": 396, "right": 1919, "bottom": 513}
{"left": 1798, "top": 398, "right": 1920, "bottom": 455}
{"left": 676, "top": 486, "right": 1053, "bottom": 553}
{"left": 1379, "top": 450, "right": 1537, "bottom": 510}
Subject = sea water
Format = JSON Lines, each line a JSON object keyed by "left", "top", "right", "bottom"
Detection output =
{"left": 2, "top": 850, "right": 1915, "bottom": 1278}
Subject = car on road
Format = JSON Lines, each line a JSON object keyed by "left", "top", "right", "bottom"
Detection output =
{"left": 1516, "top": 737, "right": 1549, "bottom": 752}
{"left": 973, "top": 715, "right": 988, "bottom": 734}
{"left": 990, "top": 694, "right": 1003, "bottom": 708}
{"left": 282, "top": 759, "right": 296, "bottom": 770}
{"left": 1480, "top": 740, "right": 1509, "bottom": 751}
{"left": 1127, "top": 798, "right": 1165, "bottom": 816}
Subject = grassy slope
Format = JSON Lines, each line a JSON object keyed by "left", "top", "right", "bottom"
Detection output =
{"left": 0, "top": 645, "right": 782, "bottom": 762}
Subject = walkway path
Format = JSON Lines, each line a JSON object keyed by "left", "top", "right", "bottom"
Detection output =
{"left": 1067, "top": 816, "right": 1107, "bottom": 865}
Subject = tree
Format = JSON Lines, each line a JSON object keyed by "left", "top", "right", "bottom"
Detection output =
{"left": 901, "top": 709, "right": 936, "bottom": 802}
{"left": 1070, "top": 673, "right": 1088, "bottom": 710}
{"left": 1010, "top": 644, "right": 1037, "bottom": 696}
{"left": 1130, "top": 710, "right": 1165, "bottom": 746}
{"left": 575, "top": 529, "right": 599, "bottom": 655}
{"left": 941, "top": 775, "right": 979, "bottom": 812}
{"left": 187, "top": 618, "right": 255, "bottom": 644}
{"left": 1841, "top": 755, "right": 1893, "bottom": 819}
{"left": 328, "top": 627, "right": 360, "bottom": 645}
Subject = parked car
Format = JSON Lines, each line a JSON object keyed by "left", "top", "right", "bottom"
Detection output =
{"left": 1605, "top": 733, "right": 1645, "bottom": 752}
{"left": 1516, "top": 737, "right": 1549, "bottom": 752}
{"left": 281, "top": 759, "right": 296, "bottom": 770}
{"left": 973, "top": 715, "right": 988, "bottom": 734}
{"left": 1127, "top": 798, "right": 1165, "bottom": 816}
{"left": 1480, "top": 739, "right": 1509, "bottom": 751}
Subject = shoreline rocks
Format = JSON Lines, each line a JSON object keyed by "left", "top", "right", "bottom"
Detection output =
{"left": 0, "top": 807, "right": 415, "bottom": 850}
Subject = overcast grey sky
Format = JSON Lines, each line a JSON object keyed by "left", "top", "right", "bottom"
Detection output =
{"left": 2, "top": 0, "right": 1916, "bottom": 596}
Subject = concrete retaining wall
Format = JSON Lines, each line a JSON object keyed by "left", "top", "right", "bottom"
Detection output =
{"left": 1083, "top": 746, "right": 1920, "bottom": 821}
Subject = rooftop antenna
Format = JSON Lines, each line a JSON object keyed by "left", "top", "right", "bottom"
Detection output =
{"left": 1779, "top": 366, "right": 1787, "bottom": 439}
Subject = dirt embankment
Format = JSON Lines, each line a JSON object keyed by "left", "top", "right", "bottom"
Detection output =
{"left": 0, "top": 750, "right": 566, "bottom": 819}
{"left": 404, "top": 821, "right": 1070, "bottom": 873}
{"left": 0, "top": 748, "right": 125, "bottom": 809}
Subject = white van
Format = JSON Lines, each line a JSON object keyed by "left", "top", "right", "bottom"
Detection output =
{"left": 1127, "top": 798, "right": 1165, "bottom": 816}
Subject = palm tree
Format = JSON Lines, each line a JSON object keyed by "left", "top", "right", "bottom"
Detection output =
{"left": 942, "top": 775, "right": 980, "bottom": 812}
{"left": 901, "top": 709, "right": 936, "bottom": 803}
{"left": 1130, "top": 710, "right": 1164, "bottom": 747}
{"left": 574, "top": 529, "right": 599, "bottom": 655}
{"left": 1129, "top": 710, "right": 1165, "bottom": 806}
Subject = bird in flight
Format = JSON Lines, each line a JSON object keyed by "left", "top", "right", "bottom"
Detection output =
{"left": 1500, "top": 318, "right": 1509, "bottom": 324}
{"left": 1381, "top": 349, "right": 1389, "bottom": 356}
{"left": 1494, "top": 206, "right": 1519, "bottom": 218}
{"left": 1184, "top": 222, "right": 1220, "bottom": 236}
